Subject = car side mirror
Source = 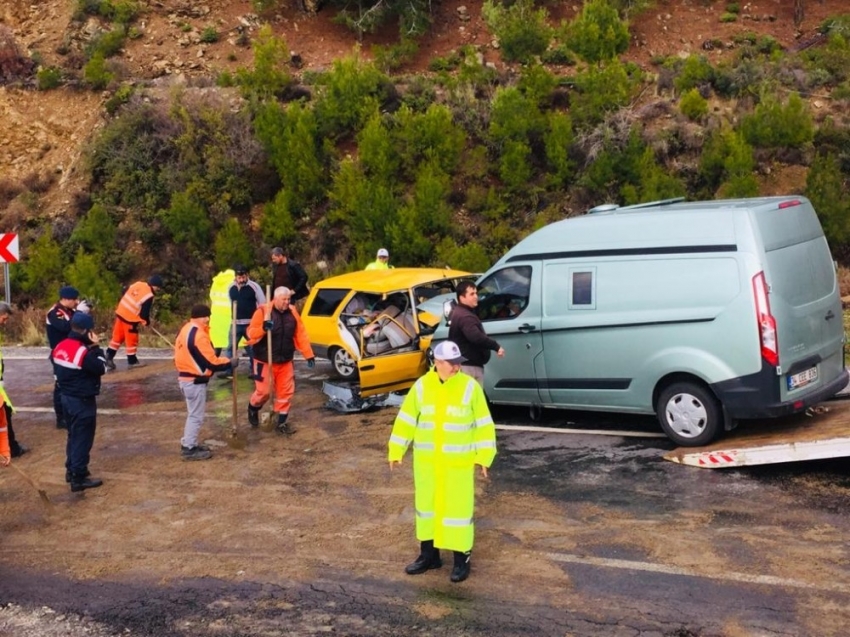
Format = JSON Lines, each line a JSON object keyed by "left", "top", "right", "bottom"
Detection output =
{"left": 442, "top": 299, "right": 456, "bottom": 322}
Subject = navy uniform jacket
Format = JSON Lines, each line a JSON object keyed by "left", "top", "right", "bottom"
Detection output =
{"left": 46, "top": 303, "right": 76, "bottom": 349}
{"left": 51, "top": 333, "right": 107, "bottom": 398}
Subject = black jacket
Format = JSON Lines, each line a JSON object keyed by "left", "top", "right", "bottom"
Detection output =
{"left": 271, "top": 260, "right": 309, "bottom": 301}
{"left": 448, "top": 304, "right": 501, "bottom": 367}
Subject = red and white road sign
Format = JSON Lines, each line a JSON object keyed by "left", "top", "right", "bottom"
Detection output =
{"left": 0, "top": 234, "right": 19, "bottom": 263}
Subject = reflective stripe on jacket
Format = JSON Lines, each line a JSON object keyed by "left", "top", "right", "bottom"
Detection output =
{"left": 174, "top": 319, "right": 231, "bottom": 382}
{"left": 116, "top": 281, "right": 154, "bottom": 324}
{"left": 388, "top": 369, "right": 496, "bottom": 551}
{"left": 51, "top": 333, "right": 107, "bottom": 397}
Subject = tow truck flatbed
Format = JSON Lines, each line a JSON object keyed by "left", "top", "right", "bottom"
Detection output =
{"left": 664, "top": 398, "right": 850, "bottom": 468}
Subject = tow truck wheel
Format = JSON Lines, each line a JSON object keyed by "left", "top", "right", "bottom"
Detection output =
{"left": 329, "top": 347, "right": 358, "bottom": 380}
{"left": 656, "top": 381, "right": 722, "bottom": 447}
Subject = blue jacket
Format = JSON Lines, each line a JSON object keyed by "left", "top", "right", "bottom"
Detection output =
{"left": 51, "top": 332, "right": 107, "bottom": 398}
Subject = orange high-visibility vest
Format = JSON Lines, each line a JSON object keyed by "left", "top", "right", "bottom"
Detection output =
{"left": 116, "top": 282, "right": 154, "bottom": 323}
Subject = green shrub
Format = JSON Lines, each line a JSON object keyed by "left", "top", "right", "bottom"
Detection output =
{"left": 806, "top": 153, "right": 850, "bottom": 248}
{"left": 372, "top": 38, "right": 419, "bottom": 72}
{"left": 67, "top": 248, "right": 122, "bottom": 312}
{"left": 740, "top": 92, "right": 813, "bottom": 149}
{"left": 200, "top": 27, "right": 219, "bottom": 44}
{"left": 214, "top": 218, "right": 254, "bottom": 272}
{"left": 482, "top": 0, "right": 552, "bottom": 64}
{"left": 679, "top": 88, "right": 708, "bottom": 120}
{"left": 565, "top": 0, "right": 630, "bottom": 64}
{"left": 434, "top": 237, "right": 492, "bottom": 272}
{"left": 489, "top": 86, "right": 546, "bottom": 145}
{"left": 83, "top": 53, "right": 114, "bottom": 89}
{"left": 17, "top": 232, "right": 63, "bottom": 296}
{"left": 499, "top": 139, "right": 534, "bottom": 191}
{"left": 69, "top": 203, "right": 116, "bottom": 253}
{"left": 718, "top": 131, "right": 758, "bottom": 198}
{"left": 725, "top": 3, "right": 740, "bottom": 14}
{"left": 517, "top": 63, "right": 556, "bottom": 107}
{"left": 719, "top": 12, "right": 737, "bottom": 23}
{"left": 429, "top": 51, "right": 462, "bottom": 72}
{"left": 104, "top": 83, "right": 134, "bottom": 115}
{"left": 261, "top": 189, "right": 297, "bottom": 246}
{"left": 235, "top": 25, "right": 291, "bottom": 100}
{"left": 313, "top": 54, "right": 389, "bottom": 138}
{"left": 394, "top": 103, "right": 466, "bottom": 176}
{"left": 544, "top": 111, "right": 575, "bottom": 187}
{"left": 357, "top": 112, "right": 400, "bottom": 182}
{"left": 87, "top": 26, "right": 127, "bottom": 59}
{"left": 673, "top": 55, "right": 714, "bottom": 93}
{"left": 160, "top": 186, "right": 212, "bottom": 253}
{"left": 254, "top": 100, "right": 325, "bottom": 211}
{"left": 570, "top": 59, "right": 638, "bottom": 126}
{"left": 540, "top": 43, "right": 576, "bottom": 66}
{"left": 37, "top": 67, "right": 63, "bottom": 90}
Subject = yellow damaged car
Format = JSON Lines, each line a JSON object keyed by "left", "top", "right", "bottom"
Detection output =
{"left": 301, "top": 268, "right": 472, "bottom": 396}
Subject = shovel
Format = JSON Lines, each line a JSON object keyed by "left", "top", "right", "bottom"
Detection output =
{"left": 260, "top": 285, "right": 276, "bottom": 432}
{"left": 227, "top": 301, "right": 248, "bottom": 450}
{"left": 9, "top": 463, "right": 52, "bottom": 506}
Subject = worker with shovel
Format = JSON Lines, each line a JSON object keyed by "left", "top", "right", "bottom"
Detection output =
{"left": 174, "top": 305, "right": 235, "bottom": 461}
{"left": 245, "top": 286, "right": 315, "bottom": 435}
{"left": 104, "top": 274, "right": 163, "bottom": 370}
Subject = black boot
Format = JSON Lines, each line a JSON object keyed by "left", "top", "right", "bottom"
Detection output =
{"left": 275, "top": 412, "right": 295, "bottom": 435}
{"left": 105, "top": 349, "right": 116, "bottom": 371}
{"left": 405, "top": 540, "right": 442, "bottom": 575}
{"left": 70, "top": 476, "right": 103, "bottom": 492}
{"left": 247, "top": 404, "right": 260, "bottom": 428}
{"left": 66, "top": 469, "right": 90, "bottom": 483}
{"left": 450, "top": 551, "right": 471, "bottom": 583}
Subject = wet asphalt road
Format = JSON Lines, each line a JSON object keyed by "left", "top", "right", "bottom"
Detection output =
{"left": 2, "top": 348, "right": 850, "bottom": 636}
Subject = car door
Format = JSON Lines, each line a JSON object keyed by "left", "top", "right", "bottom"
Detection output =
{"left": 476, "top": 265, "right": 544, "bottom": 404}
{"left": 358, "top": 289, "right": 428, "bottom": 396}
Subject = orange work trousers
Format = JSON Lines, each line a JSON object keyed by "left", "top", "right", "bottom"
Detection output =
{"left": 249, "top": 359, "right": 295, "bottom": 414}
{"left": 109, "top": 319, "right": 141, "bottom": 356}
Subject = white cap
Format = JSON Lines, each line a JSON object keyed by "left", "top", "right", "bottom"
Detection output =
{"left": 433, "top": 341, "right": 467, "bottom": 364}
{"left": 377, "top": 248, "right": 389, "bottom": 258}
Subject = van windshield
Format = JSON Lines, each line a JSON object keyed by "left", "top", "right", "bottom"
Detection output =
{"left": 478, "top": 266, "right": 532, "bottom": 321}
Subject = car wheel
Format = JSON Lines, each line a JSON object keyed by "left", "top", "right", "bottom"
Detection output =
{"left": 655, "top": 382, "right": 722, "bottom": 447}
{"left": 330, "top": 346, "right": 358, "bottom": 380}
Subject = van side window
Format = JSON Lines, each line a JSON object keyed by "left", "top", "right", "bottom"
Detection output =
{"left": 570, "top": 269, "right": 595, "bottom": 308}
{"left": 477, "top": 266, "right": 532, "bottom": 321}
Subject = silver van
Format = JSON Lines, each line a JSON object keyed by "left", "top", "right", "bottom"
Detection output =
{"left": 437, "top": 196, "right": 847, "bottom": 446}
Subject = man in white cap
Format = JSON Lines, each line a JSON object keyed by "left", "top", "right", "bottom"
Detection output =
{"left": 365, "top": 248, "right": 392, "bottom": 270}
{"left": 388, "top": 340, "right": 497, "bottom": 584}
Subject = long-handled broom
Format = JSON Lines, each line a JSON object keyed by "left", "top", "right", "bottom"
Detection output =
{"left": 260, "top": 285, "right": 276, "bottom": 432}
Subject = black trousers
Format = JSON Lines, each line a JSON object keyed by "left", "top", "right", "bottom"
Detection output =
{"left": 62, "top": 395, "right": 98, "bottom": 478}
{"left": 5, "top": 403, "right": 23, "bottom": 456}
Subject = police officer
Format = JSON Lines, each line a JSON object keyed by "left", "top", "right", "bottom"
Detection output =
{"left": 388, "top": 341, "right": 497, "bottom": 583}
{"left": 51, "top": 312, "right": 108, "bottom": 492}
{"left": 46, "top": 285, "right": 81, "bottom": 429}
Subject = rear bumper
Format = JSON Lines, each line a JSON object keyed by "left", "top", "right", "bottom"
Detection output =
{"left": 713, "top": 362, "right": 849, "bottom": 419}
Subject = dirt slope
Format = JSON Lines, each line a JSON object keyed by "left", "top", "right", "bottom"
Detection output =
{"left": 0, "top": 0, "right": 846, "bottom": 217}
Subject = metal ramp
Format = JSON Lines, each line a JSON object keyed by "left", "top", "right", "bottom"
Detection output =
{"left": 664, "top": 400, "right": 850, "bottom": 468}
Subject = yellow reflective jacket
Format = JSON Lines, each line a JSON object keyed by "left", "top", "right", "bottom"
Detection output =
{"left": 388, "top": 369, "right": 496, "bottom": 468}
{"left": 209, "top": 269, "right": 234, "bottom": 349}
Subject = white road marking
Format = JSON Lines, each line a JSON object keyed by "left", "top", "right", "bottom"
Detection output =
{"left": 546, "top": 552, "right": 850, "bottom": 594}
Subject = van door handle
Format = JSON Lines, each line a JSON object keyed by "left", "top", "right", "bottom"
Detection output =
{"left": 825, "top": 310, "right": 835, "bottom": 320}
{"left": 518, "top": 324, "right": 537, "bottom": 333}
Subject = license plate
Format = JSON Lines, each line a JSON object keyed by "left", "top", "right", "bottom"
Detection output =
{"left": 787, "top": 366, "right": 818, "bottom": 391}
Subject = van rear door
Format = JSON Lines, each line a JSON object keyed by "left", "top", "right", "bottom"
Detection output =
{"left": 754, "top": 200, "right": 845, "bottom": 401}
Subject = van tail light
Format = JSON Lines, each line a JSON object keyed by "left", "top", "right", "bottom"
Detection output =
{"left": 752, "top": 271, "right": 779, "bottom": 366}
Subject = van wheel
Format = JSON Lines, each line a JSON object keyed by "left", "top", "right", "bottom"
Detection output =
{"left": 329, "top": 347, "right": 358, "bottom": 380}
{"left": 655, "top": 382, "right": 722, "bottom": 447}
